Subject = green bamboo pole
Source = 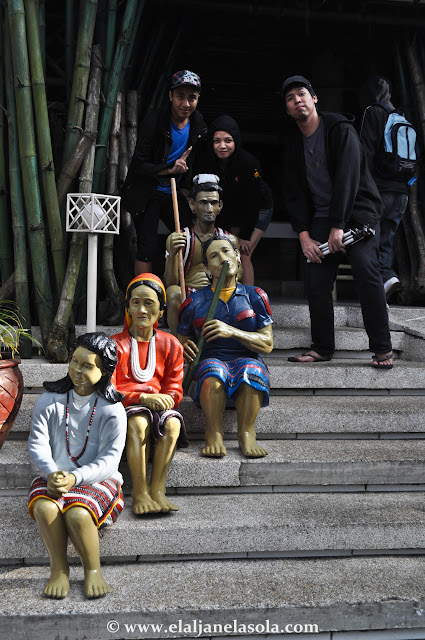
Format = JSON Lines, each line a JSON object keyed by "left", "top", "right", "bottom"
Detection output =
{"left": 92, "top": 0, "right": 142, "bottom": 192}
{"left": 183, "top": 262, "right": 229, "bottom": 394}
{"left": 45, "top": 45, "right": 103, "bottom": 363}
{"left": 37, "top": 0, "right": 45, "bottom": 77}
{"left": 25, "top": 0, "right": 65, "bottom": 299}
{"left": 122, "top": 0, "right": 145, "bottom": 80}
{"left": 8, "top": 0, "right": 53, "bottom": 345}
{"left": 103, "top": 0, "right": 117, "bottom": 94}
{"left": 65, "top": 0, "right": 75, "bottom": 106}
{"left": 62, "top": 0, "right": 98, "bottom": 165}
{"left": 0, "top": 6, "right": 14, "bottom": 284}
{"left": 5, "top": 16, "right": 32, "bottom": 357}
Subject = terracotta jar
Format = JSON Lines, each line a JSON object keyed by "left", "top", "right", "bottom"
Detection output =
{"left": 0, "top": 358, "right": 24, "bottom": 449}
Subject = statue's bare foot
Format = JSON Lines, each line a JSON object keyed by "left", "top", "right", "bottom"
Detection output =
{"left": 44, "top": 570, "right": 70, "bottom": 599}
{"left": 239, "top": 432, "right": 268, "bottom": 458}
{"left": 84, "top": 569, "right": 111, "bottom": 598}
{"left": 151, "top": 490, "right": 179, "bottom": 512}
{"left": 132, "top": 491, "right": 162, "bottom": 515}
{"left": 202, "top": 434, "right": 227, "bottom": 457}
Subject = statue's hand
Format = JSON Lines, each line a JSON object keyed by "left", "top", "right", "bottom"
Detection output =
{"left": 47, "top": 471, "right": 76, "bottom": 498}
{"left": 139, "top": 393, "right": 174, "bottom": 411}
{"left": 169, "top": 232, "right": 187, "bottom": 256}
{"left": 202, "top": 319, "right": 233, "bottom": 342}
{"left": 183, "top": 340, "right": 198, "bottom": 363}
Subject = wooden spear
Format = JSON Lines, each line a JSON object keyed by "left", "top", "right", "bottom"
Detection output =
{"left": 170, "top": 177, "right": 186, "bottom": 303}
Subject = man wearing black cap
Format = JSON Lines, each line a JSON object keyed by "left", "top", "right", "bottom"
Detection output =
{"left": 121, "top": 70, "right": 207, "bottom": 275}
{"left": 281, "top": 75, "right": 393, "bottom": 369}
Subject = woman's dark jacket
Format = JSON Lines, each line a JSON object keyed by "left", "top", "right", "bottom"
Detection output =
{"left": 196, "top": 115, "right": 273, "bottom": 240}
{"left": 282, "top": 111, "right": 382, "bottom": 235}
{"left": 120, "top": 106, "right": 207, "bottom": 215}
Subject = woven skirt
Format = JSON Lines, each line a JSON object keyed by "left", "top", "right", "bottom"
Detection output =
{"left": 28, "top": 476, "right": 124, "bottom": 529}
{"left": 193, "top": 356, "right": 270, "bottom": 407}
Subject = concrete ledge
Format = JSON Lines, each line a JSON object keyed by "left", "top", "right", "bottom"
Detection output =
{"left": 11, "top": 394, "right": 425, "bottom": 437}
{"left": 1, "top": 557, "right": 425, "bottom": 639}
{"left": 2, "top": 492, "right": 425, "bottom": 560}
{"left": 4, "top": 440, "right": 425, "bottom": 491}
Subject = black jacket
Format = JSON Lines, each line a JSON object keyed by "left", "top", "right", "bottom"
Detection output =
{"left": 120, "top": 106, "right": 207, "bottom": 214}
{"left": 196, "top": 115, "right": 273, "bottom": 239}
{"left": 282, "top": 111, "right": 382, "bottom": 234}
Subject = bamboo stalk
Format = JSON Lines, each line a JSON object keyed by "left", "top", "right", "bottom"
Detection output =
{"left": 5, "top": 15, "right": 32, "bottom": 357}
{"left": 8, "top": 0, "right": 53, "bottom": 345}
{"left": 99, "top": 91, "right": 125, "bottom": 325}
{"left": 62, "top": 0, "right": 98, "bottom": 166}
{"left": 126, "top": 89, "right": 138, "bottom": 161}
{"left": 25, "top": 0, "right": 65, "bottom": 299}
{"left": 170, "top": 177, "right": 185, "bottom": 302}
{"left": 92, "top": 0, "right": 142, "bottom": 191}
{"left": 118, "top": 91, "right": 128, "bottom": 185}
{"left": 37, "top": 0, "right": 45, "bottom": 77}
{"left": 0, "top": 7, "right": 14, "bottom": 284}
{"left": 65, "top": 0, "right": 75, "bottom": 106}
{"left": 45, "top": 44, "right": 103, "bottom": 362}
{"left": 103, "top": 0, "right": 117, "bottom": 95}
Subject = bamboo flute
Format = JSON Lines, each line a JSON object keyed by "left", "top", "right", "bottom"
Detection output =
{"left": 182, "top": 261, "right": 229, "bottom": 395}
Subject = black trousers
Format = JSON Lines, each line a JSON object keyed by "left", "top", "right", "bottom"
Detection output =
{"left": 134, "top": 190, "right": 192, "bottom": 262}
{"left": 305, "top": 218, "right": 392, "bottom": 359}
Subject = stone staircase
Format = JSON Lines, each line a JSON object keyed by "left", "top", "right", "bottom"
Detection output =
{"left": 2, "top": 302, "right": 425, "bottom": 640}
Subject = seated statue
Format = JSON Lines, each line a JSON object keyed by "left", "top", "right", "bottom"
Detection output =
{"left": 164, "top": 173, "right": 239, "bottom": 336}
{"left": 28, "top": 332, "right": 127, "bottom": 599}
{"left": 177, "top": 236, "right": 273, "bottom": 458}
{"left": 112, "top": 273, "right": 187, "bottom": 515}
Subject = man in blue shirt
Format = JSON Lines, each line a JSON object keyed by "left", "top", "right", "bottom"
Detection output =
{"left": 121, "top": 70, "right": 207, "bottom": 275}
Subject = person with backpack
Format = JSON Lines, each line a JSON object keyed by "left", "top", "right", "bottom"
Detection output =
{"left": 360, "top": 75, "right": 417, "bottom": 301}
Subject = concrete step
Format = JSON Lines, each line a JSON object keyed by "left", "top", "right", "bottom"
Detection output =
{"left": 10, "top": 394, "right": 425, "bottom": 438}
{"left": 1, "top": 557, "right": 425, "bottom": 639}
{"left": 3, "top": 492, "right": 425, "bottom": 562}
{"left": 12, "top": 393, "right": 425, "bottom": 438}
{"left": 4, "top": 439, "right": 425, "bottom": 493}
{"left": 271, "top": 326, "right": 405, "bottom": 357}
{"left": 18, "top": 357, "right": 425, "bottom": 392}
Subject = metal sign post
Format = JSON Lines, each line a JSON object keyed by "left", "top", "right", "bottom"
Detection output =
{"left": 66, "top": 194, "right": 121, "bottom": 332}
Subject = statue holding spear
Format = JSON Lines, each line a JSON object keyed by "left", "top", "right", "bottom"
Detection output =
{"left": 178, "top": 236, "right": 273, "bottom": 458}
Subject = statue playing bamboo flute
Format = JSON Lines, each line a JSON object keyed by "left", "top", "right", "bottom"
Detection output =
{"left": 28, "top": 332, "right": 127, "bottom": 599}
{"left": 111, "top": 274, "right": 187, "bottom": 515}
{"left": 178, "top": 236, "right": 273, "bottom": 458}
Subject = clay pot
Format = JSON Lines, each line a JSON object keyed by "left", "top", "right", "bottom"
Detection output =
{"left": 0, "top": 358, "right": 24, "bottom": 449}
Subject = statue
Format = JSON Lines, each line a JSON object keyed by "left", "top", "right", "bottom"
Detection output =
{"left": 111, "top": 273, "right": 186, "bottom": 515}
{"left": 164, "top": 173, "right": 239, "bottom": 336}
{"left": 178, "top": 236, "right": 273, "bottom": 458}
{"left": 28, "top": 332, "right": 127, "bottom": 599}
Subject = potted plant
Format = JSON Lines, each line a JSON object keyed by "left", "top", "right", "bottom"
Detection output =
{"left": 0, "top": 302, "right": 41, "bottom": 448}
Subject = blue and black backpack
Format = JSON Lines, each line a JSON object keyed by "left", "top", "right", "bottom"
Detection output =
{"left": 373, "top": 102, "right": 417, "bottom": 182}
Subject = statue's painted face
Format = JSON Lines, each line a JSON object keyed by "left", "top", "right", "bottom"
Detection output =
{"left": 213, "top": 131, "right": 235, "bottom": 159}
{"left": 128, "top": 284, "right": 162, "bottom": 334}
{"left": 68, "top": 346, "right": 104, "bottom": 396}
{"left": 206, "top": 239, "right": 240, "bottom": 280}
{"left": 189, "top": 190, "right": 222, "bottom": 224}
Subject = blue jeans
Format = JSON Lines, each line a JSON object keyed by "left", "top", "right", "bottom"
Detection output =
{"left": 379, "top": 191, "right": 408, "bottom": 282}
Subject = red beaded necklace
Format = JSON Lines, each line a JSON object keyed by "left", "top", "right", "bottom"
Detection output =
{"left": 65, "top": 391, "right": 98, "bottom": 467}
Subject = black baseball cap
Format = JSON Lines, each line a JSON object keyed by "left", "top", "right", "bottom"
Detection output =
{"left": 281, "top": 75, "right": 315, "bottom": 98}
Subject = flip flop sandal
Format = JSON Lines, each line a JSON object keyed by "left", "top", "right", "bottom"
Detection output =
{"left": 371, "top": 352, "right": 393, "bottom": 370}
{"left": 288, "top": 352, "right": 331, "bottom": 363}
